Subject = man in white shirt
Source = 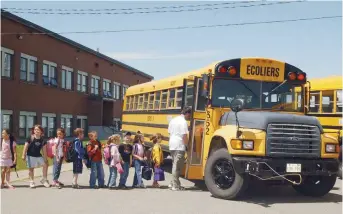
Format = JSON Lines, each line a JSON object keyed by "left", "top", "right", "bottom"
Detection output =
{"left": 168, "top": 106, "right": 192, "bottom": 191}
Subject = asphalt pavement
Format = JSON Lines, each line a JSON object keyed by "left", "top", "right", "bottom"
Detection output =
{"left": 1, "top": 160, "right": 342, "bottom": 214}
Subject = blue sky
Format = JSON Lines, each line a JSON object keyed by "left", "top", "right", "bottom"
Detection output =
{"left": 2, "top": 1, "right": 342, "bottom": 80}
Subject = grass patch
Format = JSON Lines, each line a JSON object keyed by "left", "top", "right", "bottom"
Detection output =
{"left": 15, "top": 140, "right": 107, "bottom": 171}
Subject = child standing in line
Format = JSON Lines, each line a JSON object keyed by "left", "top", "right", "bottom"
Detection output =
{"left": 52, "top": 128, "right": 66, "bottom": 189}
{"left": 118, "top": 132, "right": 133, "bottom": 189}
{"left": 87, "top": 131, "right": 105, "bottom": 189}
{"left": 132, "top": 133, "right": 147, "bottom": 188}
{"left": 151, "top": 133, "right": 164, "bottom": 188}
{"left": 22, "top": 125, "right": 50, "bottom": 189}
{"left": 0, "top": 129, "right": 17, "bottom": 189}
{"left": 107, "top": 135, "right": 122, "bottom": 189}
{"left": 72, "top": 128, "right": 86, "bottom": 189}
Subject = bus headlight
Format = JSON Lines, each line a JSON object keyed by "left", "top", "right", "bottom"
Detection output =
{"left": 242, "top": 141, "right": 254, "bottom": 150}
{"left": 325, "top": 143, "right": 337, "bottom": 153}
{"left": 231, "top": 140, "right": 254, "bottom": 150}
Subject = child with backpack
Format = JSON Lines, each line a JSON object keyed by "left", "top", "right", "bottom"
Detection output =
{"left": 118, "top": 132, "right": 133, "bottom": 189}
{"left": 105, "top": 134, "right": 122, "bottom": 189}
{"left": 0, "top": 129, "right": 17, "bottom": 189}
{"left": 151, "top": 133, "right": 164, "bottom": 188}
{"left": 87, "top": 131, "right": 105, "bottom": 189}
{"left": 132, "top": 133, "right": 147, "bottom": 188}
{"left": 22, "top": 125, "right": 50, "bottom": 188}
{"left": 72, "top": 128, "right": 86, "bottom": 189}
{"left": 51, "top": 128, "right": 66, "bottom": 189}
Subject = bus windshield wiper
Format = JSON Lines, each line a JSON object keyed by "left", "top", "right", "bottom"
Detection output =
{"left": 265, "top": 80, "right": 288, "bottom": 96}
{"left": 238, "top": 80, "right": 259, "bottom": 98}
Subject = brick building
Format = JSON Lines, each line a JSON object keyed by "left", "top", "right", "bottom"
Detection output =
{"left": 1, "top": 10, "right": 153, "bottom": 141}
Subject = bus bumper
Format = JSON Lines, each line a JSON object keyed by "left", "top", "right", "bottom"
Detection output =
{"left": 232, "top": 156, "right": 339, "bottom": 177}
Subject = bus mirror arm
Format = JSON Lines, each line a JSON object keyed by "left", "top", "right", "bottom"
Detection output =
{"left": 230, "top": 98, "right": 244, "bottom": 138}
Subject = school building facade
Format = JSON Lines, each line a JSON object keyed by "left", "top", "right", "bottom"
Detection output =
{"left": 1, "top": 10, "right": 153, "bottom": 142}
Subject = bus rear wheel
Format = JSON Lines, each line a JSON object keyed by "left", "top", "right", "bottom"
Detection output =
{"left": 292, "top": 175, "right": 337, "bottom": 197}
{"left": 204, "top": 148, "right": 249, "bottom": 200}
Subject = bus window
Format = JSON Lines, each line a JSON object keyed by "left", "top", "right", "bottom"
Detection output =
{"left": 161, "top": 90, "right": 168, "bottom": 109}
{"left": 337, "top": 90, "right": 342, "bottom": 113}
{"left": 129, "top": 96, "right": 133, "bottom": 110}
{"left": 309, "top": 91, "right": 320, "bottom": 113}
{"left": 154, "top": 91, "right": 161, "bottom": 110}
{"left": 322, "top": 90, "right": 334, "bottom": 113}
{"left": 133, "top": 95, "right": 138, "bottom": 110}
{"left": 138, "top": 94, "right": 144, "bottom": 110}
{"left": 168, "top": 89, "right": 176, "bottom": 108}
{"left": 196, "top": 79, "right": 206, "bottom": 111}
{"left": 148, "top": 93, "right": 154, "bottom": 109}
{"left": 143, "top": 94, "right": 148, "bottom": 110}
{"left": 126, "top": 96, "right": 130, "bottom": 110}
{"left": 176, "top": 88, "right": 183, "bottom": 109}
{"left": 297, "top": 93, "right": 302, "bottom": 111}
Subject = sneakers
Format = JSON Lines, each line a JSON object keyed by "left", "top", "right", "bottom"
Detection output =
{"left": 171, "top": 186, "right": 185, "bottom": 191}
{"left": 40, "top": 179, "right": 51, "bottom": 188}
{"left": 29, "top": 182, "right": 36, "bottom": 189}
{"left": 168, "top": 183, "right": 173, "bottom": 189}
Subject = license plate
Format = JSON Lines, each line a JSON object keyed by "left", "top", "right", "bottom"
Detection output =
{"left": 286, "top": 163, "right": 301, "bottom": 173}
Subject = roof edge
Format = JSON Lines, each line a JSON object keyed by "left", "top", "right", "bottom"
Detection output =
{"left": 1, "top": 10, "right": 154, "bottom": 80}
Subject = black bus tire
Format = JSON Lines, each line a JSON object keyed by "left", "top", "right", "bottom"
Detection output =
{"left": 204, "top": 148, "right": 249, "bottom": 200}
{"left": 292, "top": 175, "right": 337, "bottom": 197}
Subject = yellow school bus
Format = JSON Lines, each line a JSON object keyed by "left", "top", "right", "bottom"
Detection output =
{"left": 307, "top": 76, "right": 342, "bottom": 178}
{"left": 122, "top": 57, "right": 339, "bottom": 199}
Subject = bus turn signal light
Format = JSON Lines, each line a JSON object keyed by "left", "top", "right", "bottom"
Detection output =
{"left": 219, "top": 66, "right": 227, "bottom": 73}
{"left": 228, "top": 66, "right": 237, "bottom": 76}
{"left": 297, "top": 73, "right": 305, "bottom": 81}
{"left": 288, "top": 72, "right": 296, "bottom": 80}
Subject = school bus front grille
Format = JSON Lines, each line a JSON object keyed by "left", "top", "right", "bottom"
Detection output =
{"left": 266, "top": 123, "right": 321, "bottom": 158}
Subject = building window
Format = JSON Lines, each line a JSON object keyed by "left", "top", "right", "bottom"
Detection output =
{"left": 113, "top": 82, "right": 121, "bottom": 99}
{"left": 61, "top": 114, "right": 73, "bottom": 137}
{"left": 19, "top": 112, "right": 36, "bottom": 138}
{"left": 103, "top": 79, "right": 112, "bottom": 98}
{"left": 42, "top": 113, "right": 56, "bottom": 138}
{"left": 77, "top": 71, "right": 88, "bottom": 93}
{"left": 1, "top": 47, "right": 14, "bottom": 78}
{"left": 77, "top": 116, "right": 88, "bottom": 134}
{"left": 42, "top": 60, "right": 57, "bottom": 87}
{"left": 91, "top": 75, "right": 100, "bottom": 95}
{"left": 1, "top": 110, "right": 13, "bottom": 133}
{"left": 20, "top": 53, "right": 37, "bottom": 83}
{"left": 122, "top": 85, "right": 129, "bottom": 100}
{"left": 61, "top": 66, "right": 73, "bottom": 90}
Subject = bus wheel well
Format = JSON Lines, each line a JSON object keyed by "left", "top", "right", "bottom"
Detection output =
{"left": 209, "top": 136, "right": 228, "bottom": 156}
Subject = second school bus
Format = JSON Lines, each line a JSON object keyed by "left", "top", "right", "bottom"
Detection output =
{"left": 122, "top": 57, "right": 339, "bottom": 199}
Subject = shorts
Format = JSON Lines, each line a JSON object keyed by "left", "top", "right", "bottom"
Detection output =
{"left": 0, "top": 158, "right": 13, "bottom": 167}
{"left": 26, "top": 156, "right": 45, "bottom": 168}
{"left": 73, "top": 158, "right": 83, "bottom": 174}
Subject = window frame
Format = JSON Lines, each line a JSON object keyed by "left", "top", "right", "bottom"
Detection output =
{"left": 113, "top": 82, "right": 121, "bottom": 100}
{"left": 122, "top": 85, "right": 128, "bottom": 100}
{"left": 42, "top": 60, "right": 57, "bottom": 87}
{"left": 61, "top": 65, "right": 73, "bottom": 91}
{"left": 19, "top": 111, "right": 37, "bottom": 138}
{"left": 77, "top": 71, "right": 88, "bottom": 93}
{"left": 1, "top": 109, "right": 13, "bottom": 133}
{"left": 1, "top": 47, "right": 14, "bottom": 79}
{"left": 61, "top": 114, "right": 73, "bottom": 137}
{"left": 77, "top": 115, "right": 88, "bottom": 134}
{"left": 20, "top": 53, "right": 38, "bottom": 83}
{"left": 103, "top": 79, "right": 112, "bottom": 98}
{"left": 91, "top": 75, "right": 100, "bottom": 95}
{"left": 42, "top": 113, "right": 56, "bottom": 138}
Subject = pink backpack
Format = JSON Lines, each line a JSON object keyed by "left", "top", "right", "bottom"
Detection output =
{"left": 46, "top": 138, "right": 55, "bottom": 159}
{"left": 103, "top": 145, "right": 113, "bottom": 165}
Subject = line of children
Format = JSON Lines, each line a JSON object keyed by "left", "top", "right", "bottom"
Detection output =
{"left": 2, "top": 126, "right": 166, "bottom": 189}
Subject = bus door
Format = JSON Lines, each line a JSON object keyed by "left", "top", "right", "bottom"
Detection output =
{"left": 183, "top": 77, "right": 207, "bottom": 180}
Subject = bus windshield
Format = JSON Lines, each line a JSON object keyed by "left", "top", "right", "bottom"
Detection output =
{"left": 211, "top": 79, "right": 303, "bottom": 112}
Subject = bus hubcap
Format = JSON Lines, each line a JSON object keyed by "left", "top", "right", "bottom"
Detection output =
{"left": 212, "top": 159, "right": 235, "bottom": 189}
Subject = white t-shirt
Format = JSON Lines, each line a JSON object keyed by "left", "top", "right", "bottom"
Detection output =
{"left": 168, "top": 115, "right": 189, "bottom": 151}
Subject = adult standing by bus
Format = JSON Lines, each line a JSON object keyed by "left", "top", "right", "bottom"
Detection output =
{"left": 168, "top": 106, "right": 191, "bottom": 191}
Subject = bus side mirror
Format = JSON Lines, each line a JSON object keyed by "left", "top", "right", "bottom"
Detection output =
{"left": 231, "top": 99, "right": 244, "bottom": 113}
{"left": 201, "top": 74, "right": 209, "bottom": 98}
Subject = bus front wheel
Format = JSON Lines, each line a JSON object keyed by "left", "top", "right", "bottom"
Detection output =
{"left": 204, "top": 148, "right": 249, "bottom": 200}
